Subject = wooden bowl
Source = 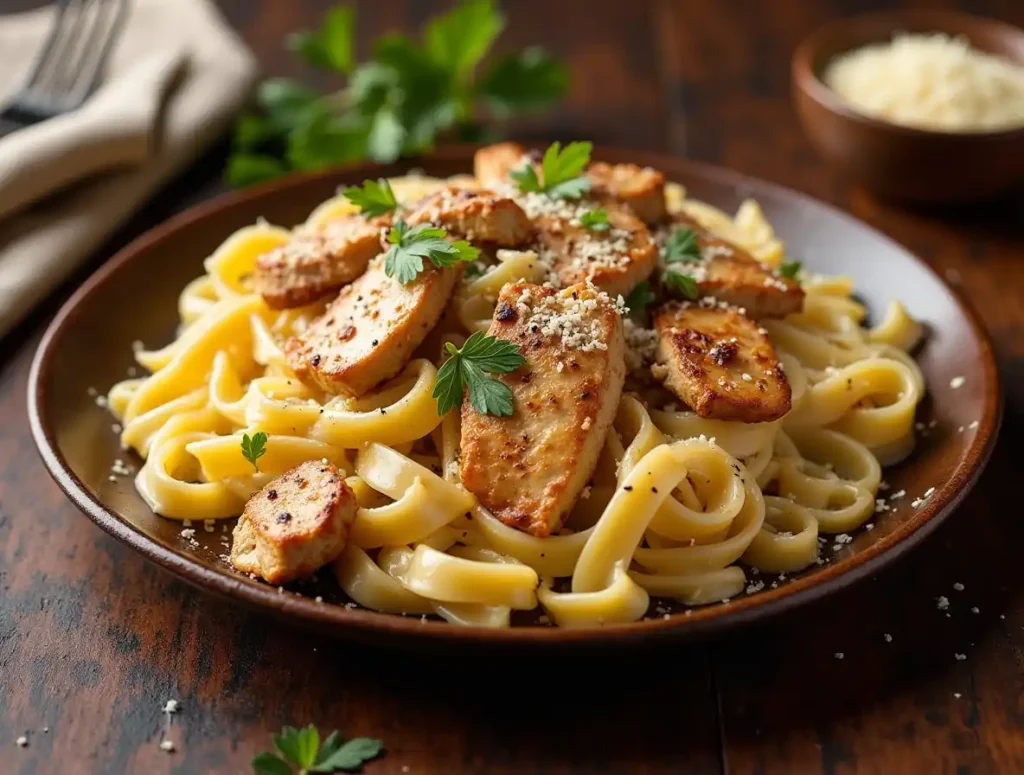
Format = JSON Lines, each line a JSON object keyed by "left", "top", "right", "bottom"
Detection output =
{"left": 792, "top": 11, "right": 1024, "bottom": 203}
{"left": 28, "top": 146, "right": 1002, "bottom": 647}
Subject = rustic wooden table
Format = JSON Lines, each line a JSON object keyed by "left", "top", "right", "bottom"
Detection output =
{"left": 2, "top": 1, "right": 1023, "bottom": 773}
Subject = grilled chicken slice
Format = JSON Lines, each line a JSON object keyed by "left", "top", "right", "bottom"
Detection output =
{"left": 587, "top": 161, "right": 668, "bottom": 225}
{"left": 535, "top": 203, "right": 657, "bottom": 298}
{"left": 254, "top": 215, "right": 387, "bottom": 309}
{"left": 285, "top": 256, "right": 460, "bottom": 396}
{"left": 662, "top": 214, "right": 804, "bottom": 319}
{"left": 231, "top": 461, "right": 356, "bottom": 584}
{"left": 473, "top": 141, "right": 530, "bottom": 184}
{"left": 460, "top": 281, "right": 626, "bottom": 537}
{"left": 405, "top": 186, "right": 533, "bottom": 246}
{"left": 652, "top": 301, "right": 791, "bottom": 423}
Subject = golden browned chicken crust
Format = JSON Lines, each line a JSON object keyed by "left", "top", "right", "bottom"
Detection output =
{"left": 535, "top": 204, "right": 657, "bottom": 298}
{"left": 460, "top": 281, "right": 626, "bottom": 537}
{"left": 285, "top": 256, "right": 460, "bottom": 396}
{"left": 473, "top": 141, "right": 530, "bottom": 184}
{"left": 405, "top": 186, "right": 533, "bottom": 246}
{"left": 254, "top": 216, "right": 388, "bottom": 309}
{"left": 230, "top": 461, "right": 356, "bottom": 584}
{"left": 652, "top": 301, "right": 791, "bottom": 423}
{"left": 587, "top": 161, "right": 668, "bottom": 225}
{"left": 662, "top": 213, "right": 804, "bottom": 319}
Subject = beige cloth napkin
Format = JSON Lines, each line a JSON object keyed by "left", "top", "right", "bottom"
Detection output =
{"left": 0, "top": 0, "right": 257, "bottom": 337}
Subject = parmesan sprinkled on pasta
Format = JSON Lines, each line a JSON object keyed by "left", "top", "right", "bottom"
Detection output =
{"left": 824, "top": 33, "right": 1024, "bottom": 133}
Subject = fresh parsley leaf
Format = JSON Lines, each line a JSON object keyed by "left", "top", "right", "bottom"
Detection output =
{"left": 313, "top": 738, "right": 385, "bottom": 772}
{"left": 509, "top": 162, "right": 541, "bottom": 192}
{"left": 779, "top": 260, "right": 802, "bottom": 280}
{"left": 624, "top": 280, "right": 657, "bottom": 314}
{"left": 286, "top": 108, "right": 368, "bottom": 171}
{"left": 257, "top": 79, "right": 322, "bottom": 129}
{"left": 540, "top": 140, "right": 592, "bottom": 198}
{"left": 579, "top": 209, "right": 611, "bottom": 231}
{"left": 425, "top": 0, "right": 504, "bottom": 79}
{"left": 252, "top": 752, "right": 293, "bottom": 775}
{"left": 432, "top": 332, "right": 526, "bottom": 416}
{"left": 241, "top": 431, "right": 268, "bottom": 473}
{"left": 255, "top": 725, "right": 383, "bottom": 775}
{"left": 663, "top": 227, "right": 702, "bottom": 263}
{"left": 383, "top": 221, "right": 479, "bottom": 284}
{"left": 663, "top": 269, "right": 700, "bottom": 300}
{"left": 342, "top": 178, "right": 398, "bottom": 217}
{"left": 287, "top": 6, "right": 355, "bottom": 73}
{"left": 477, "top": 46, "right": 569, "bottom": 115}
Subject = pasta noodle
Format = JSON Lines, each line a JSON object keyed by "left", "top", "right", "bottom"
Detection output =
{"left": 106, "top": 172, "right": 926, "bottom": 628}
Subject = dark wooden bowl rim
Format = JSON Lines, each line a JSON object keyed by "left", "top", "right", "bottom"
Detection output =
{"left": 28, "top": 145, "right": 1003, "bottom": 646}
{"left": 792, "top": 9, "right": 1024, "bottom": 141}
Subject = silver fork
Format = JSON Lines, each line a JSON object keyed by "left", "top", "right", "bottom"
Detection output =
{"left": 0, "top": 0, "right": 130, "bottom": 138}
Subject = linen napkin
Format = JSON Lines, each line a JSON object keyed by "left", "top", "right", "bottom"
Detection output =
{"left": 0, "top": 0, "right": 257, "bottom": 337}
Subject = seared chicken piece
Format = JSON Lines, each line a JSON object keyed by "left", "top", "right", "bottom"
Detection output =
{"left": 405, "top": 186, "right": 533, "bottom": 246}
{"left": 535, "top": 203, "right": 657, "bottom": 298}
{"left": 460, "top": 281, "right": 626, "bottom": 537}
{"left": 662, "top": 214, "right": 804, "bottom": 319}
{"left": 231, "top": 461, "right": 356, "bottom": 584}
{"left": 286, "top": 256, "right": 460, "bottom": 396}
{"left": 653, "top": 301, "right": 791, "bottom": 423}
{"left": 474, "top": 141, "right": 529, "bottom": 184}
{"left": 587, "top": 161, "right": 668, "bottom": 225}
{"left": 254, "top": 215, "right": 387, "bottom": 309}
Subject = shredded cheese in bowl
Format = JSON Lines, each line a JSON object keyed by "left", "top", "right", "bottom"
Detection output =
{"left": 823, "top": 32, "right": 1024, "bottom": 133}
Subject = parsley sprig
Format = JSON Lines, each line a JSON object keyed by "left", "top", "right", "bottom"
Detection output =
{"left": 662, "top": 269, "right": 699, "bottom": 300}
{"left": 579, "top": 209, "right": 611, "bottom": 231}
{"left": 252, "top": 724, "right": 382, "bottom": 774}
{"left": 341, "top": 178, "right": 397, "bottom": 217}
{"left": 228, "top": 1, "right": 568, "bottom": 187}
{"left": 663, "top": 227, "right": 702, "bottom": 263}
{"left": 241, "top": 432, "right": 268, "bottom": 473}
{"left": 510, "top": 140, "right": 592, "bottom": 199}
{"left": 624, "top": 280, "right": 657, "bottom": 314}
{"left": 433, "top": 332, "right": 526, "bottom": 416}
{"left": 384, "top": 221, "right": 480, "bottom": 284}
{"left": 779, "top": 260, "right": 802, "bottom": 281}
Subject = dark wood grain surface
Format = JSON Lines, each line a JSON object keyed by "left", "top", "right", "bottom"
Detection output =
{"left": 2, "top": 1, "right": 1023, "bottom": 773}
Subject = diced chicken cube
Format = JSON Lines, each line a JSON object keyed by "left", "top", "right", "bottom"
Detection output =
{"left": 535, "top": 204, "right": 657, "bottom": 298}
{"left": 254, "top": 215, "right": 387, "bottom": 309}
{"left": 231, "top": 461, "right": 356, "bottom": 584}
{"left": 285, "top": 256, "right": 460, "bottom": 396}
{"left": 652, "top": 301, "right": 791, "bottom": 423}
{"left": 587, "top": 161, "right": 668, "bottom": 225}
{"left": 405, "top": 186, "right": 533, "bottom": 246}
{"left": 460, "top": 281, "right": 626, "bottom": 537}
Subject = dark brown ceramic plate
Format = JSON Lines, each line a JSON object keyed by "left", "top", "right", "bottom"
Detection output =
{"left": 28, "top": 146, "right": 1001, "bottom": 646}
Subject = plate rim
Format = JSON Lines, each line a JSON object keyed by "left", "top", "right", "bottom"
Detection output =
{"left": 27, "top": 144, "right": 1004, "bottom": 645}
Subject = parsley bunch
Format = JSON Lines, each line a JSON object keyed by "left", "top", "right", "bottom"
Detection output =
{"left": 433, "top": 332, "right": 526, "bottom": 416}
{"left": 229, "top": 0, "right": 568, "bottom": 187}
{"left": 252, "top": 724, "right": 382, "bottom": 774}
{"left": 661, "top": 226, "right": 704, "bottom": 300}
{"left": 241, "top": 431, "right": 268, "bottom": 472}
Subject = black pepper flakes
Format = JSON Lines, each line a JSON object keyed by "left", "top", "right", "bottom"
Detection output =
{"left": 372, "top": 339, "right": 379, "bottom": 346}
{"left": 277, "top": 512, "right": 292, "bottom": 523}
{"left": 267, "top": 489, "right": 278, "bottom": 500}
{"left": 496, "top": 302, "right": 516, "bottom": 322}
{"left": 623, "top": 486, "right": 633, "bottom": 492}
{"left": 651, "top": 487, "right": 658, "bottom": 494}
{"left": 310, "top": 354, "right": 321, "bottom": 367}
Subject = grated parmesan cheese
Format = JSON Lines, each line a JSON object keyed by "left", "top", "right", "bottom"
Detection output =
{"left": 824, "top": 33, "right": 1024, "bottom": 133}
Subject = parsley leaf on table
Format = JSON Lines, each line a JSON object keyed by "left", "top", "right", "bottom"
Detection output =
{"left": 433, "top": 332, "right": 526, "bottom": 416}
{"left": 241, "top": 432, "right": 268, "bottom": 472}
{"left": 580, "top": 209, "right": 611, "bottom": 231}
{"left": 383, "top": 221, "right": 479, "bottom": 285}
{"left": 341, "top": 178, "right": 398, "bottom": 217}
{"left": 228, "top": 1, "right": 568, "bottom": 186}
{"left": 252, "top": 724, "right": 383, "bottom": 774}
{"left": 663, "top": 227, "right": 702, "bottom": 264}
{"left": 512, "top": 140, "right": 592, "bottom": 199}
